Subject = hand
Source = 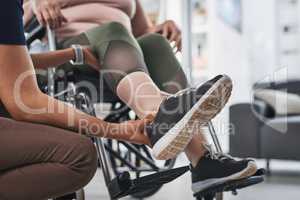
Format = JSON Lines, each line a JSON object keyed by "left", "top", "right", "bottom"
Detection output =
{"left": 118, "top": 115, "right": 154, "bottom": 146}
{"left": 82, "top": 47, "right": 101, "bottom": 71}
{"left": 31, "top": 0, "right": 67, "bottom": 29}
{"left": 146, "top": 20, "right": 182, "bottom": 52}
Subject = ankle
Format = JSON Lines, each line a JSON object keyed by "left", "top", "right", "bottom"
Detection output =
{"left": 190, "top": 151, "right": 207, "bottom": 168}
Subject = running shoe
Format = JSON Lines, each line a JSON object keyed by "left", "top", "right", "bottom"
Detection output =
{"left": 147, "top": 75, "right": 233, "bottom": 160}
{"left": 191, "top": 145, "right": 258, "bottom": 194}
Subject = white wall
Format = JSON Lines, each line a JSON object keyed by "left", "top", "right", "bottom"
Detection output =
{"left": 207, "top": 0, "right": 300, "bottom": 151}
{"left": 210, "top": 0, "right": 300, "bottom": 104}
{"left": 210, "top": 0, "right": 270, "bottom": 104}
{"left": 162, "top": 0, "right": 300, "bottom": 151}
{"left": 207, "top": 0, "right": 278, "bottom": 151}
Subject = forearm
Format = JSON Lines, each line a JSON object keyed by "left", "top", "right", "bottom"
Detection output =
{"left": 132, "top": 0, "right": 153, "bottom": 37}
{"left": 53, "top": 0, "right": 112, "bottom": 8}
{"left": 0, "top": 45, "right": 128, "bottom": 141}
{"left": 21, "top": 92, "right": 124, "bottom": 139}
{"left": 31, "top": 48, "right": 75, "bottom": 69}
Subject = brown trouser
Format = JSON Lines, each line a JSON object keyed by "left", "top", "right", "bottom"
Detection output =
{"left": 0, "top": 117, "right": 98, "bottom": 200}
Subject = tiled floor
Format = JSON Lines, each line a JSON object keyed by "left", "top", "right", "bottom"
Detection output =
{"left": 84, "top": 159, "right": 300, "bottom": 200}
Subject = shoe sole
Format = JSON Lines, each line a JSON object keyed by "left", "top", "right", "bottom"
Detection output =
{"left": 152, "top": 75, "right": 233, "bottom": 160}
{"left": 192, "top": 161, "right": 258, "bottom": 194}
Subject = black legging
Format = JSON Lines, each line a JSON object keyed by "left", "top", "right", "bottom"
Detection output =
{"left": 58, "top": 22, "right": 188, "bottom": 95}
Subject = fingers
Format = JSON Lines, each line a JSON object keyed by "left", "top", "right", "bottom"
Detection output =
{"left": 169, "top": 26, "right": 178, "bottom": 42}
{"left": 36, "top": 11, "right": 45, "bottom": 26}
{"left": 167, "top": 21, "right": 182, "bottom": 52}
{"left": 34, "top": 1, "right": 67, "bottom": 29}
{"left": 175, "top": 35, "right": 182, "bottom": 52}
{"left": 144, "top": 114, "right": 155, "bottom": 123}
{"left": 61, "top": 13, "right": 68, "bottom": 23}
{"left": 55, "top": 6, "right": 68, "bottom": 25}
{"left": 46, "top": 7, "right": 57, "bottom": 28}
{"left": 162, "top": 24, "right": 169, "bottom": 38}
{"left": 156, "top": 21, "right": 182, "bottom": 52}
{"left": 47, "top": 6, "right": 66, "bottom": 28}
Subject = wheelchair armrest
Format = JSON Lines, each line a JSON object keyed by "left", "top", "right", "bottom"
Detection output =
{"left": 25, "top": 16, "right": 46, "bottom": 47}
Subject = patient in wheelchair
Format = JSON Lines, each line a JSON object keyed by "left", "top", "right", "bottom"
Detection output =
{"left": 21, "top": 0, "right": 259, "bottom": 196}
{"left": 0, "top": 0, "right": 257, "bottom": 199}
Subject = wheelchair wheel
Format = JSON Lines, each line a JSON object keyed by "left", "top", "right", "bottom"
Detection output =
{"left": 106, "top": 139, "right": 176, "bottom": 199}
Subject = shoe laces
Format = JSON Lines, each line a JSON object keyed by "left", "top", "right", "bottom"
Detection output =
{"left": 165, "top": 88, "right": 194, "bottom": 102}
{"left": 173, "top": 87, "right": 195, "bottom": 97}
{"left": 203, "top": 143, "right": 234, "bottom": 161}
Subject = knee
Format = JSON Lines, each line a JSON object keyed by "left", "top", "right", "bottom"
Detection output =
{"left": 139, "top": 33, "right": 170, "bottom": 49}
{"left": 72, "top": 137, "right": 98, "bottom": 185}
{"left": 103, "top": 21, "right": 131, "bottom": 36}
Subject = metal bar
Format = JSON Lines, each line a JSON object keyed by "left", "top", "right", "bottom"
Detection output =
{"left": 46, "top": 25, "right": 56, "bottom": 97}
{"left": 182, "top": 0, "right": 194, "bottom": 84}
{"left": 94, "top": 138, "right": 116, "bottom": 200}
{"left": 208, "top": 121, "right": 223, "bottom": 153}
{"left": 113, "top": 166, "right": 169, "bottom": 173}
{"left": 47, "top": 25, "right": 56, "bottom": 51}
{"left": 140, "top": 145, "right": 154, "bottom": 162}
{"left": 120, "top": 142, "right": 159, "bottom": 171}
{"left": 104, "top": 145, "right": 138, "bottom": 170}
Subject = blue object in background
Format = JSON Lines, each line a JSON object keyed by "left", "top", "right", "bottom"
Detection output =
{"left": 217, "top": 0, "right": 242, "bottom": 32}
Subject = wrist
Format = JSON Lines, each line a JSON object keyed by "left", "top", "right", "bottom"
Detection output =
{"left": 106, "top": 122, "right": 129, "bottom": 141}
{"left": 70, "top": 45, "right": 84, "bottom": 65}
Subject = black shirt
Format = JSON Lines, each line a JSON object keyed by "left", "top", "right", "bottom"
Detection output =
{"left": 0, "top": 0, "right": 25, "bottom": 118}
{"left": 0, "top": 0, "right": 25, "bottom": 45}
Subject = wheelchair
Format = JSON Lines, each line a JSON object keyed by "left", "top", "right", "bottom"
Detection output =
{"left": 25, "top": 17, "right": 265, "bottom": 200}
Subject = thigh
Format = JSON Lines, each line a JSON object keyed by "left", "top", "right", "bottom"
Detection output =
{"left": 58, "top": 34, "right": 120, "bottom": 103}
{"left": 0, "top": 117, "right": 92, "bottom": 171}
{"left": 138, "top": 33, "right": 188, "bottom": 93}
{"left": 58, "top": 33, "right": 95, "bottom": 73}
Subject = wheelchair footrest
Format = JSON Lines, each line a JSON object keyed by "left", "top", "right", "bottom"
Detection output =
{"left": 109, "top": 166, "right": 190, "bottom": 199}
{"left": 194, "top": 169, "right": 265, "bottom": 200}
{"left": 54, "top": 193, "right": 76, "bottom": 200}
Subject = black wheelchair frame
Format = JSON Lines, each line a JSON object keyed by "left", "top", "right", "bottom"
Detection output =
{"left": 25, "top": 19, "right": 265, "bottom": 200}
